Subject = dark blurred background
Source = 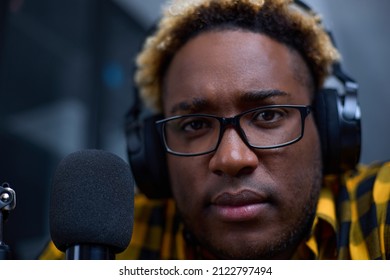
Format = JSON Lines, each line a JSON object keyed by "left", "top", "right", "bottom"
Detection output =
{"left": 0, "top": 0, "right": 389, "bottom": 259}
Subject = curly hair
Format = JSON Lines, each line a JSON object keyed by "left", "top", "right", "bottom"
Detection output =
{"left": 135, "top": 0, "right": 340, "bottom": 113}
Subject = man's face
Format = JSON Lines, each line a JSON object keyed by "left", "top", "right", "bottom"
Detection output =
{"left": 162, "top": 30, "right": 322, "bottom": 259}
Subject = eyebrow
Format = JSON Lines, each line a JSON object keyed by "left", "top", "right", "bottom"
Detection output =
{"left": 239, "top": 89, "right": 289, "bottom": 104}
{"left": 169, "top": 89, "right": 289, "bottom": 115}
{"left": 170, "top": 98, "right": 209, "bottom": 115}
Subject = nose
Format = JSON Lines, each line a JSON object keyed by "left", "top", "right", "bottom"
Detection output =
{"left": 209, "top": 128, "right": 258, "bottom": 177}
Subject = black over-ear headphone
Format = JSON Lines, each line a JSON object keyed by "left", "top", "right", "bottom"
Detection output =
{"left": 125, "top": 0, "right": 361, "bottom": 199}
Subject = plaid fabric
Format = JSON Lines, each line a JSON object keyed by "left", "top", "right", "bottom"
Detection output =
{"left": 39, "top": 162, "right": 390, "bottom": 260}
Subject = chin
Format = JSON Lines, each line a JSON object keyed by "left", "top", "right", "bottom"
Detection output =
{"left": 199, "top": 231, "right": 291, "bottom": 259}
{"left": 186, "top": 204, "right": 317, "bottom": 259}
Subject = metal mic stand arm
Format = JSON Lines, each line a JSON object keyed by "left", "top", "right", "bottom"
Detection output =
{"left": 0, "top": 182, "right": 16, "bottom": 260}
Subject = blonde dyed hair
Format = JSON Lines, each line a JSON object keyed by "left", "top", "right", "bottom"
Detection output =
{"left": 135, "top": 0, "right": 340, "bottom": 113}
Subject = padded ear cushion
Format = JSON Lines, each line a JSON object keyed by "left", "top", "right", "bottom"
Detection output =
{"left": 314, "top": 88, "right": 342, "bottom": 174}
{"left": 126, "top": 113, "right": 171, "bottom": 199}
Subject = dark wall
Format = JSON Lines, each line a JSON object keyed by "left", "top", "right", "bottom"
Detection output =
{"left": 0, "top": 0, "right": 145, "bottom": 259}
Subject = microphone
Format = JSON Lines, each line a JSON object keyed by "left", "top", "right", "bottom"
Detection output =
{"left": 49, "top": 149, "right": 134, "bottom": 260}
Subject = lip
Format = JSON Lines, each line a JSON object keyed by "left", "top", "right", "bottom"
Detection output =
{"left": 210, "top": 190, "right": 269, "bottom": 222}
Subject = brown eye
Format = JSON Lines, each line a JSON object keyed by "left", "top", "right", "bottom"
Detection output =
{"left": 254, "top": 109, "right": 284, "bottom": 123}
{"left": 182, "top": 119, "right": 209, "bottom": 132}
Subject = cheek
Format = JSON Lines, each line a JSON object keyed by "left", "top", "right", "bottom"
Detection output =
{"left": 268, "top": 118, "right": 322, "bottom": 203}
{"left": 286, "top": 118, "right": 322, "bottom": 198}
{"left": 167, "top": 155, "right": 205, "bottom": 209}
{"left": 299, "top": 118, "right": 322, "bottom": 165}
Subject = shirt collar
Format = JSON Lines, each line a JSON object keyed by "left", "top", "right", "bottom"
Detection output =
{"left": 298, "top": 176, "right": 339, "bottom": 259}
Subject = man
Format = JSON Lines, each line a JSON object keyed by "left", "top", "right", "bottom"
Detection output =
{"left": 41, "top": 0, "right": 390, "bottom": 259}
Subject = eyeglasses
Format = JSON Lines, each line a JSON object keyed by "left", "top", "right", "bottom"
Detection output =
{"left": 156, "top": 105, "right": 312, "bottom": 156}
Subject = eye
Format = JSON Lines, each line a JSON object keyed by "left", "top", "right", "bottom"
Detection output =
{"left": 181, "top": 118, "right": 210, "bottom": 132}
{"left": 243, "top": 108, "right": 288, "bottom": 130}
{"left": 254, "top": 109, "right": 284, "bottom": 122}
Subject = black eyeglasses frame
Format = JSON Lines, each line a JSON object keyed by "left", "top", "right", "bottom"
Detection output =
{"left": 155, "top": 105, "right": 312, "bottom": 157}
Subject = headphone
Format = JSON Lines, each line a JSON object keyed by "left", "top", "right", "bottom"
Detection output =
{"left": 125, "top": 0, "right": 361, "bottom": 199}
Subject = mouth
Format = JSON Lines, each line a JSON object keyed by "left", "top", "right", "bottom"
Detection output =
{"left": 210, "top": 189, "right": 269, "bottom": 222}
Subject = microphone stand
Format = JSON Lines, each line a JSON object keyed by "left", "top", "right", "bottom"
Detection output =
{"left": 0, "top": 211, "right": 11, "bottom": 260}
{"left": 66, "top": 244, "right": 115, "bottom": 260}
{"left": 0, "top": 183, "right": 16, "bottom": 260}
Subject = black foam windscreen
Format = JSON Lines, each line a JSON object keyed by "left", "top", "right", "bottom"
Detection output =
{"left": 49, "top": 149, "right": 134, "bottom": 254}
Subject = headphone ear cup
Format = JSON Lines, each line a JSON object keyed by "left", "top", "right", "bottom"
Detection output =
{"left": 314, "top": 88, "right": 361, "bottom": 174}
{"left": 126, "top": 113, "right": 171, "bottom": 199}
{"left": 314, "top": 88, "right": 342, "bottom": 174}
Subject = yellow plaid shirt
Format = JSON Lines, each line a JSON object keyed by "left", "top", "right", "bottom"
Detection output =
{"left": 40, "top": 162, "right": 390, "bottom": 260}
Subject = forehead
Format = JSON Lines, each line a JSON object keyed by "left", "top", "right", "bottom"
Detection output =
{"left": 163, "top": 30, "right": 312, "bottom": 115}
